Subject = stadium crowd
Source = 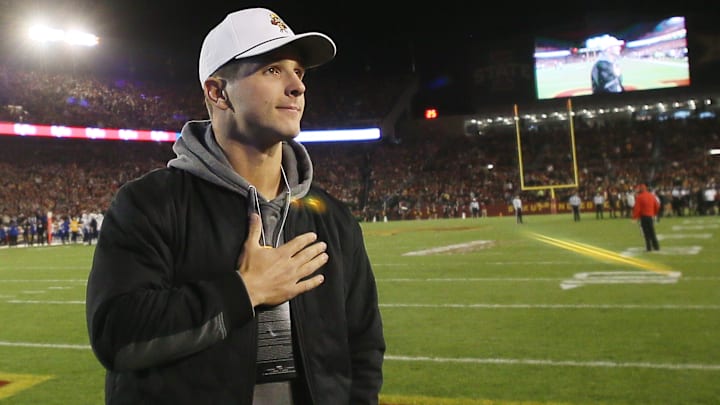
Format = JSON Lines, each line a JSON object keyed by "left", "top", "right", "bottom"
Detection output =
{"left": 1, "top": 64, "right": 719, "bottom": 246}
{"left": 0, "top": 64, "right": 410, "bottom": 131}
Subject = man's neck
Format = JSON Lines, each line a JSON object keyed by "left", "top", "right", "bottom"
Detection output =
{"left": 223, "top": 141, "right": 284, "bottom": 199}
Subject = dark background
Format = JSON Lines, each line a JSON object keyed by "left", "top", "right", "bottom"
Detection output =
{"left": 2, "top": 0, "right": 718, "bottom": 115}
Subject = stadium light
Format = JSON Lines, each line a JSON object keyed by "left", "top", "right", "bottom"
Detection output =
{"left": 424, "top": 108, "right": 438, "bottom": 119}
{"left": 28, "top": 24, "right": 99, "bottom": 47}
{"left": 0, "top": 120, "right": 381, "bottom": 144}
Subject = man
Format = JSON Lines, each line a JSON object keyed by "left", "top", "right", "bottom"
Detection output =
{"left": 593, "top": 191, "right": 605, "bottom": 219}
{"left": 470, "top": 196, "right": 480, "bottom": 218}
{"left": 703, "top": 183, "right": 717, "bottom": 215}
{"left": 590, "top": 35, "right": 624, "bottom": 94}
{"left": 607, "top": 188, "right": 619, "bottom": 218}
{"left": 569, "top": 191, "right": 581, "bottom": 222}
{"left": 35, "top": 211, "right": 47, "bottom": 245}
{"left": 624, "top": 188, "right": 635, "bottom": 218}
{"left": 512, "top": 194, "right": 523, "bottom": 224}
{"left": 633, "top": 184, "right": 660, "bottom": 252}
{"left": 85, "top": 8, "right": 385, "bottom": 405}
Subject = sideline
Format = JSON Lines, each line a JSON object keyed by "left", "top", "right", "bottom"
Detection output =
{"left": 385, "top": 355, "right": 720, "bottom": 371}
{"left": 2, "top": 340, "right": 718, "bottom": 371}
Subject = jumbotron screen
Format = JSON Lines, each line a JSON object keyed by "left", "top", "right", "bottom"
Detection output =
{"left": 534, "top": 16, "right": 690, "bottom": 100}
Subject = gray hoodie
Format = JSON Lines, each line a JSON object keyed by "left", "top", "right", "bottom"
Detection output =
{"left": 167, "top": 119, "right": 314, "bottom": 247}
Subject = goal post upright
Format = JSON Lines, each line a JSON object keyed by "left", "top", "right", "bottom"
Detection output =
{"left": 513, "top": 98, "right": 580, "bottom": 214}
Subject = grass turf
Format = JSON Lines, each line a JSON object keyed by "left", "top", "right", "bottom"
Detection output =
{"left": 0, "top": 213, "right": 718, "bottom": 404}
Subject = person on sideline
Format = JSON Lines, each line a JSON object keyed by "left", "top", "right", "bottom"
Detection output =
{"left": 633, "top": 184, "right": 660, "bottom": 252}
{"left": 85, "top": 8, "right": 385, "bottom": 405}
{"left": 624, "top": 188, "right": 636, "bottom": 218}
{"left": 569, "top": 191, "right": 582, "bottom": 221}
{"left": 593, "top": 191, "right": 605, "bottom": 219}
{"left": 470, "top": 196, "right": 480, "bottom": 218}
{"left": 512, "top": 194, "right": 523, "bottom": 224}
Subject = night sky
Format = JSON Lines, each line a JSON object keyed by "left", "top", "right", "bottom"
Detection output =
{"left": 1, "top": 0, "right": 697, "bottom": 76}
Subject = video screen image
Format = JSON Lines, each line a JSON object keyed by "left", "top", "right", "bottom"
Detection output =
{"left": 534, "top": 16, "right": 689, "bottom": 100}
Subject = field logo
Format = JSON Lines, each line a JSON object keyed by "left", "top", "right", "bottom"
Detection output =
{"left": 657, "top": 233, "right": 712, "bottom": 240}
{"left": 561, "top": 271, "right": 682, "bottom": 290}
{"left": 622, "top": 246, "right": 702, "bottom": 256}
{"left": 0, "top": 373, "right": 53, "bottom": 400}
{"left": 527, "top": 232, "right": 683, "bottom": 289}
{"left": 529, "top": 232, "right": 672, "bottom": 272}
{"left": 402, "top": 240, "right": 495, "bottom": 256}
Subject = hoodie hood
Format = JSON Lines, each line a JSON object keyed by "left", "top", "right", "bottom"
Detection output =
{"left": 167, "top": 120, "right": 314, "bottom": 201}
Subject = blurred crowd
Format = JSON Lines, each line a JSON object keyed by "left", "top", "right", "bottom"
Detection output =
{"left": 1, "top": 65, "right": 719, "bottom": 245}
{"left": 0, "top": 64, "right": 410, "bottom": 131}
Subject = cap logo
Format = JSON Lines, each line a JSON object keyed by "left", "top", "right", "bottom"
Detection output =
{"left": 269, "top": 13, "right": 289, "bottom": 33}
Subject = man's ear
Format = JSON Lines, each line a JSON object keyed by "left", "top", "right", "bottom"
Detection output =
{"left": 203, "top": 78, "right": 231, "bottom": 109}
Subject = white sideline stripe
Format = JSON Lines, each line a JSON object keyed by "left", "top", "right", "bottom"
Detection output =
{"left": 381, "top": 303, "right": 720, "bottom": 310}
{"left": 385, "top": 355, "right": 720, "bottom": 371}
{"left": 7, "top": 300, "right": 85, "bottom": 304}
{"left": 0, "top": 341, "right": 90, "bottom": 350}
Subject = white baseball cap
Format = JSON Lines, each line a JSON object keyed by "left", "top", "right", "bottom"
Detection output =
{"left": 587, "top": 34, "right": 624, "bottom": 50}
{"left": 198, "top": 8, "right": 336, "bottom": 86}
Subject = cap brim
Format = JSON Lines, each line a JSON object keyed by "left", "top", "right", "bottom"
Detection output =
{"left": 234, "top": 32, "right": 336, "bottom": 69}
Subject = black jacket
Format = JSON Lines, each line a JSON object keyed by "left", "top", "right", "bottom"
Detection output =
{"left": 591, "top": 59, "right": 623, "bottom": 93}
{"left": 86, "top": 123, "right": 384, "bottom": 404}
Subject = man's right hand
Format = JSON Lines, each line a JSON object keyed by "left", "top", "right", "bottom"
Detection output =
{"left": 236, "top": 213, "right": 327, "bottom": 308}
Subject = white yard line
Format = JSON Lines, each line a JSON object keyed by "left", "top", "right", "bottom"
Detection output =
{"left": 1, "top": 341, "right": 717, "bottom": 371}
{"left": 6, "top": 300, "right": 85, "bottom": 304}
{"left": 7, "top": 300, "right": 718, "bottom": 309}
{"left": 381, "top": 303, "right": 720, "bottom": 310}
{"left": 385, "top": 355, "right": 720, "bottom": 371}
{"left": 375, "top": 261, "right": 586, "bottom": 266}
{"left": 0, "top": 341, "right": 90, "bottom": 350}
{"left": 378, "top": 276, "right": 720, "bottom": 282}
{"left": 0, "top": 280, "right": 87, "bottom": 283}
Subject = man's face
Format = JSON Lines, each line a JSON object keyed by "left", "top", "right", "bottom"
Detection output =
{"left": 223, "top": 48, "right": 307, "bottom": 146}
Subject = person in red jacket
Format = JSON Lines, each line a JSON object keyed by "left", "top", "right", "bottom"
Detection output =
{"left": 633, "top": 184, "right": 660, "bottom": 251}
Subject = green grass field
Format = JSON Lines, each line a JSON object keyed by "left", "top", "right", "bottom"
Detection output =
{"left": 535, "top": 58, "right": 690, "bottom": 99}
{"left": 1, "top": 213, "right": 719, "bottom": 404}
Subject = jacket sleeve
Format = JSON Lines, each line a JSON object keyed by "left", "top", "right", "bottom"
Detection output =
{"left": 632, "top": 195, "right": 641, "bottom": 219}
{"left": 345, "top": 217, "right": 385, "bottom": 403}
{"left": 85, "top": 172, "right": 254, "bottom": 371}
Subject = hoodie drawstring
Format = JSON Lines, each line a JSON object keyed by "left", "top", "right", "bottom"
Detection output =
{"left": 248, "top": 166, "right": 292, "bottom": 248}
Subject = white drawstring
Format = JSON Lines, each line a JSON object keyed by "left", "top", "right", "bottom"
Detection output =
{"left": 248, "top": 185, "right": 267, "bottom": 247}
{"left": 249, "top": 166, "right": 292, "bottom": 248}
{"left": 274, "top": 166, "right": 292, "bottom": 248}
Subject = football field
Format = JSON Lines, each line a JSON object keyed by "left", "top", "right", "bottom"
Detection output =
{"left": 1, "top": 213, "right": 719, "bottom": 404}
{"left": 535, "top": 58, "right": 690, "bottom": 99}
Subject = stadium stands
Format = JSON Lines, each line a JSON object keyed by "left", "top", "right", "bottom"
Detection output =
{"left": 0, "top": 63, "right": 719, "bottom": 245}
